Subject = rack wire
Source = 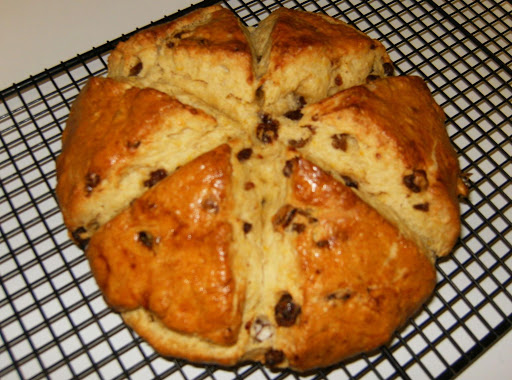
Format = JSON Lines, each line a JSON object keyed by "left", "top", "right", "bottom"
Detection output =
{"left": 1, "top": 0, "right": 511, "bottom": 379}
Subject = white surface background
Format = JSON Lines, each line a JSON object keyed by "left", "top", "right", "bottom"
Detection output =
{"left": 0, "top": 0, "right": 198, "bottom": 90}
{"left": 0, "top": 0, "right": 510, "bottom": 379}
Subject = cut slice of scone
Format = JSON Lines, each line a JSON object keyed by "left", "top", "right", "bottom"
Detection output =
{"left": 86, "top": 145, "right": 250, "bottom": 364}
{"left": 55, "top": 77, "right": 243, "bottom": 246}
{"left": 280, "top": 76, "right": 468, "bottom": 258}
{"left": 251, "top": 7, "right": 394, "bottom": 116}
{"left": 108, "top": 4, "right": 258, "bottom": 123}
{"left": 268, "top": 157, "right": 436, "bottom": 371}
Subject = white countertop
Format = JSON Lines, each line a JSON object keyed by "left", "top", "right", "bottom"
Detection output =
{"left": 0, "top": 0, "right": 510, "bottom": 379}
{"left": 0, "top": 0, "right": 198, "bottom": 90}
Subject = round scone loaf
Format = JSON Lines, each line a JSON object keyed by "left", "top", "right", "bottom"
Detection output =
{"left": 56, "top": 5, "right": 468, "bottom": 371}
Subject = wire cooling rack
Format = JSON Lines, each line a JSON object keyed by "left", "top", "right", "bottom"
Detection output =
{"left": 1, "top": 0, "right": 511, "bottom": 379}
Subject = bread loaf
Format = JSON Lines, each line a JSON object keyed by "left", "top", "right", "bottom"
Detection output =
{"left": 55, "top": 5, "right": 467, "bottom": 371}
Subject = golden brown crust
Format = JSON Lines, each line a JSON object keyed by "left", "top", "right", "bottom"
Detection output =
{"left": 252, "top": 7, "right": 393, "bottom": 115}
{"left": 108, "top": 5, "right": 257, "bottom": 122}
{"left": 87, "top": 145, "right": 244, "bottom": 346}
{"left": 55, "top": 5, "right": 466, "bottom": 372}
{"left": 55, "top": 77, "right": 220, "bottom": 242}
{"left": 294, "top": 76, "right": 467, "bottom": 257}
{"left": 109, "top": 6, "right": 253, "bottom": 83}
{"left": 108, "top": 5, "right": 239, "bottom": 77}
{"left": 257, "top": 7, "right": 390, "bottom": 71}
{"left": 121, "top": 310, "right": 241, "bottom": 366}
{"left": 278, "top": 158, "right": 436, "bottom": 370}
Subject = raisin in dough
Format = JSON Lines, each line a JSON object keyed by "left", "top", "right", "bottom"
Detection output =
{"left": 56, "top": 5, "right": 467, "bottom": 372}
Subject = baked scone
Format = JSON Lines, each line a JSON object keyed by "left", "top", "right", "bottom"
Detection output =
{"left": 55, "top": 76, "right": 244, "bottom": 245}
{"left": 252, "top": 6, "right": 394, "bottom": 116}
{"left": 279, "top": 75, "right": 468, "bottom": 258}
{"left": 108, "top": 4, "right": 258, "bottom": 124}
{"left": 55, "top": 5, "right": 467, "bottom": 372}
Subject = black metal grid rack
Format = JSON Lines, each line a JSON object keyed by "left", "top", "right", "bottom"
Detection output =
{"left": 1, "top": 0, "right": 511, "bottom": 378}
